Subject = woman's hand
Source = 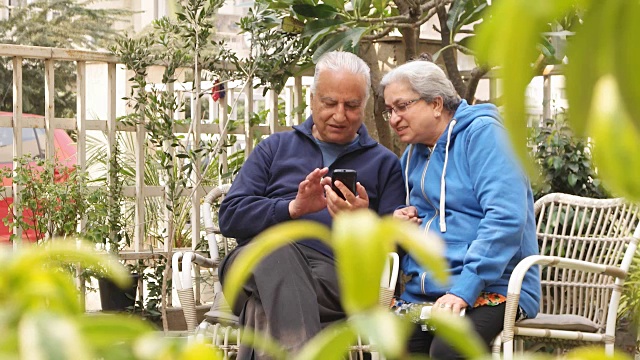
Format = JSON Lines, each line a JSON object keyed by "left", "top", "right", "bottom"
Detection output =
{"left": 393, "top": 206, "right": 422, "bottom": 225}
{"left": 434, "top": 294, "right": 468, "bottom": 316}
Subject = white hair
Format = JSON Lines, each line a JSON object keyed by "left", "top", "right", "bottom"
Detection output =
{"left": 379, "top": 61, "right": 460, "bottom": 112}
{"left": 311, "top": 51, "right": 371, "bottom": 101}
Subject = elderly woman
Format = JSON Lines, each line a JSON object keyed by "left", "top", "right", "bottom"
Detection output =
{"left": 380, "top": 60, "right": 541, "bottom": 359}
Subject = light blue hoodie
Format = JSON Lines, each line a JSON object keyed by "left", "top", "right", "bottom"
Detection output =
{"left": 400, "top": 100, "right": 541, "bottom": 318}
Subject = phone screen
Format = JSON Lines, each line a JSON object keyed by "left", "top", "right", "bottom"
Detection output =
{"left": 332, "top": 169, "right": 357, "bottom": 200}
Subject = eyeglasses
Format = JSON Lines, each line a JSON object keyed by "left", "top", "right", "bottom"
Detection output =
{"left": 382, "top": 98, "right": 423, "bottom": 122}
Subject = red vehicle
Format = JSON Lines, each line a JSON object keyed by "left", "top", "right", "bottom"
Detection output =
{"left": 0, "top": 112, "right": 77, "bottom": 242}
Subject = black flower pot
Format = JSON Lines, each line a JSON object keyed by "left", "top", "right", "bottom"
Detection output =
{"left": 98, "top": 273, "right": 139, "bottom": 312}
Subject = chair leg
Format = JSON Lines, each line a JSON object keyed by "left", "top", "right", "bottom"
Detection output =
{"left": 605, "top": 342, "right": 615, "bottom": 357}
{"left": 515, "top": 338, "right": 524, "bottom": 355}
{"left": 503, "top": 340, "right": 514, "bottom": 360}
{"left": 491, "top": 334, "right": 502, "bottom": 360}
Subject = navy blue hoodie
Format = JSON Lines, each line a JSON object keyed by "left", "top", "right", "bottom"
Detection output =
{"left": 219, "top": 116, "right": 406, "bottom": 257}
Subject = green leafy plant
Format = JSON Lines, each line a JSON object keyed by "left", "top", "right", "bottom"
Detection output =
{"left": 111, "top": 0, "right": 244, "bottom": 330}
{"left": 238, "top": 1, "right": 313, "bottom": 95}
{"left": 473, "top": 0, "right": 640, "bottom": 202}
{"left": 0, "top": 240, "right": 221, "bottom": 359}
{"left": 0, "top": 155, "right": 110, "bottom": 243}
{"left": 530, "top": 117, "right": 608, "bottom": 200}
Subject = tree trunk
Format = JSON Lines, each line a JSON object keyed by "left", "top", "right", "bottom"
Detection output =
{"left": 400, "top": 27, "right": 419, "bottom": 62}
{"left": 361, "top": 44, "right": 407, "bottom": 156}
{"left": 436, "top": 4, "right": 467, "bottom": 98}
{"left": 395, "top": 0, "right": 422, "bottom": 62}
{"left": 360, "top": 44, "right": 394, "bottom": 152}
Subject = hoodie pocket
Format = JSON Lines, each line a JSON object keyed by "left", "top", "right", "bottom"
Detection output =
{"left": 408, "top": 242, "right": 469, "bottom": 297}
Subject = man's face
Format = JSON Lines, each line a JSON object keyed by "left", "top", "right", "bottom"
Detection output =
{"left": 310, "top": 69, "right": 367, "bottom": 145}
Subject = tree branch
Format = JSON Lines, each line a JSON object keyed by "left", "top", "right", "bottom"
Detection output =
{"left": 464, "top": 65, "right": 489, "bottom": 103}
{"left": 362, "top": 26, "right": 394, "bottom": 41}
{"left": 356, "top": 15, "right": 414, "bottom": 23}
{"left": 452, "top": 42, "right": 474, "bottom": 56}
{"left": 414, "top": 7, "right": 439, "bottom": 28}
{"left": 421, "top": 0, "right": 452, "bottom": 13}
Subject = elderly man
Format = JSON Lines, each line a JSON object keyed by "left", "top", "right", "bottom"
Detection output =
{"left": 218, "top": 51, "right": 406, "bottom": 359}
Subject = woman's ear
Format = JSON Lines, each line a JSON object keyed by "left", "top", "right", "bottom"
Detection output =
{"left": 433, "top": 97, "right": 444, "bottom": 116}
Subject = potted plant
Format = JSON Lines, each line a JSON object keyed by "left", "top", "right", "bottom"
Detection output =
{"left": 0, "top": 152, "right": 138, "bottom": 312}
{"left": 85, "top": 143, "right": 140, "bottom": 313}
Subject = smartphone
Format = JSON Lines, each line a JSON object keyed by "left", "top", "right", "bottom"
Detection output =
{"left": 332, "top": 169, "right": 357, "bottom": 200}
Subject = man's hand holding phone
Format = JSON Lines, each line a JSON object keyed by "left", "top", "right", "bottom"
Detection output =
{"left": 325, "top": 169, "right": 369, "bottom": 216}
{"left": 331, "top": 169, "right": 357, "bottom": 200}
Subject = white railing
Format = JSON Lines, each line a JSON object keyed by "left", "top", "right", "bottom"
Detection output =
{"left": 0, "top": 44, "right": 310, "bottom": 258}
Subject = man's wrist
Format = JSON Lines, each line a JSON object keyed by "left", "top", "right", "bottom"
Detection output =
{"left": 288, "top": 200, "right": 299, "bottom": 219}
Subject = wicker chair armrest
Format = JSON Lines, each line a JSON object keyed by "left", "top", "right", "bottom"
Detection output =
{"left": 502, "top": 255, "right": 627, "bottom": 343}
{"left": 202, "top": 184, "right": 232, "bottom": 261}
{"left": 189, "top": 252, "right": 220, "bottom": 269}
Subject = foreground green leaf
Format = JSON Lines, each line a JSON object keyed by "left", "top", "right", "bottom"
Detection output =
{"left": 350, "top": 308, "right": 413, "bottom": 358}
{"left": 333, "top": 210, "right": 394, "bottom": 313}
{"left": 292, "top": 321, "right": 357, "bottom": 360}
{"left": 565, "top": 0, "right": 618, "bottom": 136}
{"left": 19, "top": 313, "right": 92, "bottom": 360}
{"left": 222, "top": 221, "right": 332, "bottom": 307}
{"left": 77, "top": 314, "right": 155, "bottom": 349}
{"left": 587, "top": 76, "right": 640, "bottom": 201}
{"left": 613, "top": 0, "right": 640, "bottom": 133}
{"left": 428, "top": 311, "right": 486, "bottom": 359}
{"left": 387, "top": 216, "right": 448, "bottom": 285}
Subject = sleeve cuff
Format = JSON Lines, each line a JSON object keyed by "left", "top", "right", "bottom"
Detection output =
{"left": 273, "top": 199, "right": 293, "bottom": 223}
{"left": 449, "top": 271, "right": 484, "bottom": 307}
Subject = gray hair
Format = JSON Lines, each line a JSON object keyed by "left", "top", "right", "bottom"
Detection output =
{"left": 379, "top": 61, "right": 461, "bottom": 112}
{"left": 311, "top": 51, "right": 371, "bottom": 101}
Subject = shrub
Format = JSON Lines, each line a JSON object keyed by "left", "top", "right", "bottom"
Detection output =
{"left": 530, "top": 117, "right": 608, "bottom": 200}
{"left": 0, "top": 155, "right": 110, "bottom": 243}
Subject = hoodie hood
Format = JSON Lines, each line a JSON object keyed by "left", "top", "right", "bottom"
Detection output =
{"left": 437, "top": 100, "right": 501, "bottom": 144}
{"left": 403, "top": 100, "right": 502, "bottom": 232}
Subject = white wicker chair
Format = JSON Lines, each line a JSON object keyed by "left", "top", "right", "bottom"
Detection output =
{"left": 172, "top": 184, "right": 239, "bottom": 358}
{"left": 494, "top": 193, "right": 640, "bottom": 359}
{"left": 173, "top": 185, "right": 399, "bottom": 359}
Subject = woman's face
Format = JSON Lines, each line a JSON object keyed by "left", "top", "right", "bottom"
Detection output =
{"left": 383, "top": 80, "right": 445, "bottom": 146}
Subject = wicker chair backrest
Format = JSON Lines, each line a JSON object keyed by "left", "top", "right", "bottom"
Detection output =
{"left": 533, "top": 193, "right": 640, "bottom": 330}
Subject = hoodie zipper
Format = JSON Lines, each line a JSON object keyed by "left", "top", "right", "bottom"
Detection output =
{"left": 418, "top": 145, "right": 440, "bottom": 295}
{"left": 420, "top": 144, "right": 440, "bottom": 233}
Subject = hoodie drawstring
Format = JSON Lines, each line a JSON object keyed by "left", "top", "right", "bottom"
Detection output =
{"left": 404, "top": 144, "right": 413, "bottom": 206}
{"left": 439, "top": 119, "right": 457, "bottom": 233}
